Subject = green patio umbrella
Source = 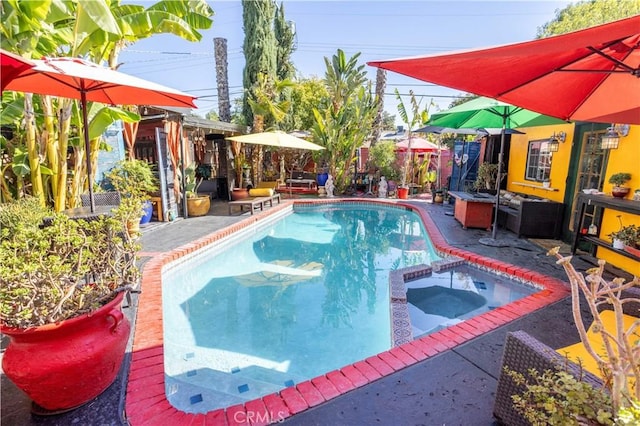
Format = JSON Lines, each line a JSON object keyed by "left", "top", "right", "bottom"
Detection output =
{"left": 428, "top": 97, "right": 566, "bottom": 240}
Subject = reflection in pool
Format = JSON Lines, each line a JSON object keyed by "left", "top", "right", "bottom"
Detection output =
{"left": 162, "top": 203, "right": 439, "bottom": 413}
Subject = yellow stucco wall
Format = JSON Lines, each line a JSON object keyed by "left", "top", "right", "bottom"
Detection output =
{"left": 506, "top": 123, "right": 639, "bottom": 276}
{"left": 505, "top": 123, "right": 575, "bottom": 203}
{"left": 597, "top": 125, "right": 640, "bottom": 276}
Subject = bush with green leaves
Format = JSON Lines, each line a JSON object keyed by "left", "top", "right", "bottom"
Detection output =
{"left": 105, "top": 159, "right": 157, "bottom": 223}
{"left": 505, "top": 367, "right": 614, "bottom": 425}
{"left": 608, "top": 173, "right": 632, "bottom": 187}
{"left": 0, "top": 197, "right": 139, "bottom": 329}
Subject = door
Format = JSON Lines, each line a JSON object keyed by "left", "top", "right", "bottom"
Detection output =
{"left": 569, "top": 128, "right": 609, "bottom": 232}
{"left": 155, "top": 128, "right": 178, "bottom": 221}
{"left": 450, "top": 140, "right": 481, "bottom": 191}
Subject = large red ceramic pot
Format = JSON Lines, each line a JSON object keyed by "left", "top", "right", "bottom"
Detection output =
{"left": 397, "top": 187, "right": 409, "bottom": 199}
{"left": 1, "top": 292, "right": 130, "bottom": 412}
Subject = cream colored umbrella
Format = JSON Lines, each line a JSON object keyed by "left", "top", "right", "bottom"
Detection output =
{"left": 226, "top": 131, "right": 325, "bottom": 151}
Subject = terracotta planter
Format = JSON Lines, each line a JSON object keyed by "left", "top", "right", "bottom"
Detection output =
{"left": 1, "top": 292, "right": 130, "bottom": 413}
{"left": 624, "top": 244, "right": 640, "bottom": 258}
{"left": 397, "top": 187, "right": 409, "bottom": 199}
{"left": 187, "top": 195, "right": 210, "bottom": 217}
{"left": 231, "top": 188, "right": 249, "bottom": 201}
{"left": 611, "top": 186, "right": 630, "bottom": 198}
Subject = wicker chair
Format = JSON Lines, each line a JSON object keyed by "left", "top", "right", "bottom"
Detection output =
{"left": 493, "top": 286, "right": 640, "bottom": 425}
{"left": 80, "top": 192, "right": 121, "bottom": 207}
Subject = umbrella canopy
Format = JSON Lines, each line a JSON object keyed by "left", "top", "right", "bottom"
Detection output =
{"left": 413, "top": 125, "right": 483, "bottom": 135}
{"left": 4, "top": 56, "right": 197, "bottom": 212}
{"left": 428, "top": 97, "right": 567, "bottom": 129}
{"left": 1, "top": 49, "right": 35, "bottom": 91}
{"left": 427, "top": 97, "right": 565, "bottom": 239}
{"left": 368, "top": 16, "right": 640, "bottom": 124}
{"left": 226, "top": 131, "right": 325, "bottom": 151}
{"left": 395, "top": 137, "right": 439, "bottom": 152}
{"left": 5, "top": 56, "right": 197, "bottom": 108}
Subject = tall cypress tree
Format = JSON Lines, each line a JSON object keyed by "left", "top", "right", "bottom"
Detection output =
{"left": 274, "top": 2, "right": 296, "bottom": 82}
{"left": 242, "top": 0, "right": 277, "bottom": 128}
{"left": 274, "top": 2, "right": 296, "bottom": 131}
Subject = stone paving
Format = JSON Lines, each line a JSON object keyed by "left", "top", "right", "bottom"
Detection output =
{"left": 1, "top": 197, "right": 632, "bottom": 426}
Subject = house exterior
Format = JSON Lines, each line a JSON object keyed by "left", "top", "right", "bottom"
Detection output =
{"left": 505, "top": 123, "right": 639, "bottom": 276}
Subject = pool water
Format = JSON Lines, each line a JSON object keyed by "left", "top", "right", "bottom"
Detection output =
{"left": 405, "top": 265, "right": 537, "bottom": 338}
{"left": 162, "top": 204, "right": 440, "bottom": 413}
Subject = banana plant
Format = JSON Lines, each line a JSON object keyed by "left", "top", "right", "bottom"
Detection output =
{"left": 395, "top": 89, "right": 431, "bottom": 188}
{"left": 1, "top": 0, "right": 212, "bottom": 210}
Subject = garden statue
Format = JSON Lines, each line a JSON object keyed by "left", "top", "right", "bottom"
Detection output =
{"left": 378, "top": 176, "right": 388, "bottom": 198}
{"left": 325, "top": 174, "right": 335, "bottom": 197}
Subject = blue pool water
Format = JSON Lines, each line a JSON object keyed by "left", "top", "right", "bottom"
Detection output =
{"left": 405, "top": 265, "right": 537, "bottom": 338}
{"left": 162, "top": 203, "right": 439, "bottom": 412}
{"left": 162, "top": 203, "right": 439, "bottom": 413}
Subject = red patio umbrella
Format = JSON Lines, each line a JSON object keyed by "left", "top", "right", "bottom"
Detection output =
{"left": 4, "top": 56, "right": 197, "bottom": 212}
{"left": 0, "top": 49, "right": 35, "bottom": 91}
{"left": 368, "top": 16, "right": 640, "bottom": 124}
{"left": 395, "top": 137, "right": 439, "bottom": 153}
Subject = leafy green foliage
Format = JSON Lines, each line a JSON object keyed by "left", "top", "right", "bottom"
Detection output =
{"left": 104, "top": 159, "right": 157, "bottom": 223}
{"left": 505, "top": 367, "right": 614, "bottom": 425}
{"left": 617, "top": 399, "right": 640, "bottom": 425}
{"left": 536, "top": 0, "right": 640, "bottom": 39}
{"left": 311, "top": 49, "right": 377, "bottom": 191}
{"left": 608, "top": 173, "right": 632, "bottom": 186}
{"left": 368, "top": 140, "right": 400, "bottom": 181}
{"left": 0, "top": 197, "right": 139, "bottom": 328}
{"left": 242, "top": 0, "right": 277, "bottom": 127}
{"left": 284, "top": 77, "right": 330, "bottom": 132}
{"left": 395, "top": 89, "right": 431, "bottom": 187}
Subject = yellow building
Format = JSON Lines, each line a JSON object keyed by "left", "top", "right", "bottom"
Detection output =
{"left": 505, "top": 123, "right": 639, "bottom": 276}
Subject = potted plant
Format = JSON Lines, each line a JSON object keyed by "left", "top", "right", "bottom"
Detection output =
{"left": 608, "top": 172, "right": 632, "bottom": 198}
{"left": 0, "top": 196, "right": 138, "bottom": 412}
{"left": 184, "top": 163, "right": 210, "bottom": 217}
{"left": 608, "top": 224, "right": 640, "bottom": 255}
{"left": 105, "top": 159, "right": 157, "bottom": 235}
{"left": 473, "top": 162, "right": 499, "bottom": 194}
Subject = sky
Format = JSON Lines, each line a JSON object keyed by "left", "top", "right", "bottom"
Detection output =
{"left": 118, "top": 0, "right": 573, "bottom": 126}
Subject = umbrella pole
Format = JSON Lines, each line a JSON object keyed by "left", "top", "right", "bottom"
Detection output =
{"left": 491, "top": 124, "right": 506, "bottom": 240}
{"left": 80, "top": 90, "right": 95, "bottom": 213}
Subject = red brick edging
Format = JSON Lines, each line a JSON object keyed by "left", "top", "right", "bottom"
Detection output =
{"left": 125, "top": 199, "right": 570, "bottom": 425}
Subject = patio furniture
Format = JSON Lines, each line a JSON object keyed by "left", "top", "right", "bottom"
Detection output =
{"left": 448, "top": 191, "right": 495, "bottom": 230}
{"left": 227, "top": 191, "right": 281, "bottom": 215}
{"left": 80, "top": 191, "right": 121, "bottom": 207}
{"left": 493, "top": 287, "right": 640, "bottom": 425}
{"left": 496, "top": 191, "right": 564, "bottom": 238}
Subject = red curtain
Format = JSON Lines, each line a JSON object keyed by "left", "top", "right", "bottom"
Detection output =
{"left": 165, "top": 120, "right": 182, "bottom": 200}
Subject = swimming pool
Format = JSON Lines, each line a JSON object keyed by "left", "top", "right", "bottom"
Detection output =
{"left": 162, "top": 203, "right": 441, "bottom": 413}
{"left": 126, "top": 200, "right": 571, "bottom": 424}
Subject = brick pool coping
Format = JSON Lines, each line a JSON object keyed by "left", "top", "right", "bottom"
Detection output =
{"left": 125, "top": 199, "right": 570, "bottom": 425}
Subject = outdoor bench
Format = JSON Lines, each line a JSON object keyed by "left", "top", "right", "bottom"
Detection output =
{"left": 496, "top": 191, "right": 564, "bottom": 238}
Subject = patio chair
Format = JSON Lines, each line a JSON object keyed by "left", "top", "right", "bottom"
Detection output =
{"left": 80, "top": 191, "right": 121, "bottom": 207}
{"left": 493, "top": 286, "right": 640, "bottom": 425}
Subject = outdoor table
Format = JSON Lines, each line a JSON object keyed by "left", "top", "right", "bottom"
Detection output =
{"left": 448, "top": 191, "right": 495, "bottom": 230}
